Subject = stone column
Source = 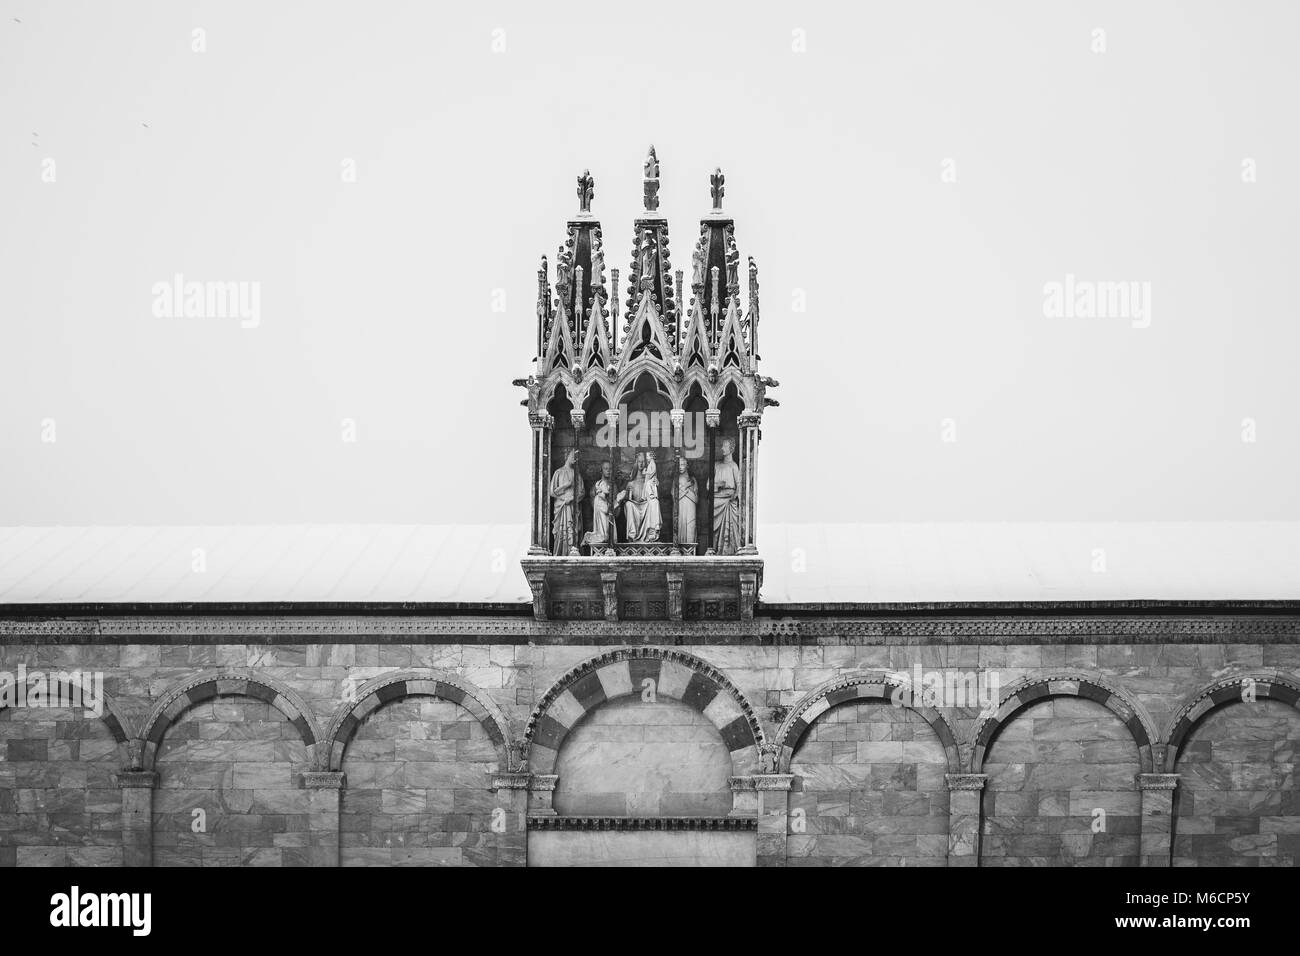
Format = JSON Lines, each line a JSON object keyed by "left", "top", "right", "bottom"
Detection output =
{"left": 117, "top": 771, "right": 158, "bottom": 867}
{"left": 737, "top": 410, "right": 761, "bottom": 555}
{"left": 946, "top": 773, "right": 987, "bottom": 867}
{"left": 528, "top": 413, "right": 554, "bottom": 554}
{"left": 1138, "top": 773, "right": 1179, "bottom": 867}
{"left": 704, "top": 409, "right": 720, "bottom": 554}
{"left": 302, "top": 771, "right": 344, "bottom": 867}
{"left": 570, "top": 410, "right": 586, "bottom": 555}
{"left": 489, "top": 771, "right": 531, "bottom": 868}
{"left": 735, "top": 774, "right": 794, "bottom": 867}
{"left": 670, "top": 408, "right": 684, "bottom": 552}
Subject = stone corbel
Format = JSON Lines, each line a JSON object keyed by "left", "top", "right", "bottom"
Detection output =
{"left": 600, "top": 571, "right": 619, "bottom": 622}
{"left": 525, "top": 570, "right": 549, "bottom": 621}
{"left": 738, "top": 571, "right": 758, "bottom": 621}
{"left": 666, "top": 570, "right": 684, "bottom": 621}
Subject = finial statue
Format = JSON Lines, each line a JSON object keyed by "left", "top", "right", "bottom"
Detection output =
{"left": 640, "top": 230, "right": 656, "bottom": 287}
{"left": 726, "top": 248, "right": 740, "bottom": 294}
{"left": 643, "top": 145, "right": 661, "bottom": 212}
{"left": 691, "top": 240, "right": 706, "bottom": 290}
{"left": 710, "top": 167, "right": 725, "bottom": 211}
{"left": 590, "top": 247, "right": 605, "bottom": 291}
{"left": 577, "top": 169, "right": 595, "bottom": 214}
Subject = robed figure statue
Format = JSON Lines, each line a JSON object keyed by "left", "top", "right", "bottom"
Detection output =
{"left": 589, "top": 461, "right": 621, "bottom": 546}
{"left": 548, "top": 449, "right": 584, "bottom": 555}
{"left": 675, "top": 453, "right": 697, "bottom": 546}
{"left": 711, "top": 437, "right": 742, "bottom": 555}
{"left": 623, "top": 452, "right": 662, "bottom": 542}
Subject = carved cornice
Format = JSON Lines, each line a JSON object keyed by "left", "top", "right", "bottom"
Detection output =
{"left": 488, "top": 771, "right": 532, "bottom": 791}
{"left": 945, "top": 773, "right": 988, "bottom": 792}
{"left": 6, "top": 613, "right": 1296, "bottom": 642}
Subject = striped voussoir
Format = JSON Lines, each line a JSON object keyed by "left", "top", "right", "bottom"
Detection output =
{"left": 327, "top": 673, "right": 509, "bottom": 772}
{"left": 775, "top": 676, "right": 961, "bottom": 774}
{"left": 138, "top": 671, "right": 321, "bottom": 770}
{"left": 1164, "top": 671, "right": 1300, "bottom": 771}
{"left": 0, "top": 680, "right": 131, "bottom": 743}
{"left": 971, "top": 675, "right": 1156, "bottom": 773}
{"left": 524, "top": 648, "right": 764, "bottom": 775}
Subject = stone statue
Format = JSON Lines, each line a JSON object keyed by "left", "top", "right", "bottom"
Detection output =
{"left": 548, "top": 449, "right": 585, "bottom": 555}
{"left": 640, "top": 234, "right": 656, "bottom": 284}
{"left": 712, "top": 437, "right": 742, "bottom": 555}
{"left": 710, "top": 167, "right": 725, "bottom": 211}
{"left": 675, "top": 453, "right": 697, "bottom": 545}
{"left": 691, "top": 240, "right": 706, "bottom": 289}
{"left": 590, "top": 247, "right": 605, "bottom": 291}
{"left": 623, "top": 452, "right": 662, "bottom": 542}
{"left": 643, "top": 146, "right": 660, "bottom": 211}
{"left": 644, "top": 145, "right": 659, "bottom": 180}
{"left": 589, "top": 461, "right": 621, "bottom": 545}
{"left": 577, "top": 169, "right": 594, "bottom": 214}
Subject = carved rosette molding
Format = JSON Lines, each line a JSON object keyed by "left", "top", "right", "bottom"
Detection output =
{"left": 1137, "top": 773, "right": 1180, "bottom": 791}
{"left": 528, "top": 816, "right": 757, "bottom": 831}
{"left": 945, "top": 774, "right": 988, "bottom": 792}
{"left": 6, "top": 614, "right": 1298, "bottom": 641}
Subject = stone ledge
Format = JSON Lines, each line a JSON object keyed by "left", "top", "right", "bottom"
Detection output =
{"left": 527, "top": 816, "right": 758, "bottom": 831}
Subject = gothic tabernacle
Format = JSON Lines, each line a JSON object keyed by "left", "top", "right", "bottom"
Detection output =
{"left": 517, "top": 148, "right": 775, "bottom": 622}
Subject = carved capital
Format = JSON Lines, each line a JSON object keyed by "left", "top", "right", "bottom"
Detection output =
{"left": 669, "top": 409, "right": 685, "bottom": 428}
{"left": 945, "top": 773, "right": 989, "bottom": 792}
{"left": 570, "top": 410, "right": 586, "bottom": 429}
{"left": 528, "top": 412, "right": 554, "bottom": 430}
{"left": 488, "top": 771, "right": 532, "bottom": 791}
{"left": 530, "top": 774, "right": 560, "bottom": 792}
{"left": 705, "top": 409, "right": 721, "bottom": 429}
{"left": 116, "top": 771, "right": 158, "bottom": 789}
{"left": 301, "top": 771, "right": 345, "bottom": 789}
{"left": 604, "top": 409, "right": 620, "bottom": 429}
{"left": 1138, "top": 773, "right": 1180, "bottom": 791}
{"left": 738, "top": 411, "right": 762, "bottom": 429}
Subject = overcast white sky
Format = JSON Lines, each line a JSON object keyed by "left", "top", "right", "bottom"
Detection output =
{"left": 2, "top": 0, "right": 1297, "bottom": 528}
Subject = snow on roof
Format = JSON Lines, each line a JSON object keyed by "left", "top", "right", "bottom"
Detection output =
{"left": 0, "top": 523, "right": 1296, "bottom": 606}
